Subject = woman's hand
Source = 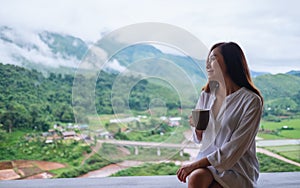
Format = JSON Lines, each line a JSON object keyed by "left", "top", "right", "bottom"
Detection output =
{"left": 176, "top": 163, "right": 195, "bottom": 183}
{"left": 188, "top": 114, "right": 195, "bottom": 127}
{"left": 189, "top": 114, "right": 204, "bottom": 141}
{"left": 177, "top": 158, "right": 211, "bottom": 183}
{"left": 195, "top": 129, "right": 204, "bottom": 141}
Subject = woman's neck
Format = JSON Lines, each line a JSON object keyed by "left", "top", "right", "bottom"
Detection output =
{"left": 215, "top": 76, "right": 241, "bottom": 97}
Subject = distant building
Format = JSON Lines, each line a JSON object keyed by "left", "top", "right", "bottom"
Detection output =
{"left": 95, "top": 129, "right": 113, "bottom": 139}
{"left": 44, "top": 134, "right": 61, "bottom": 144}
{"left": 168, "top": 117, "right": 182, "bottom": 127}
{"left": 62, "top": 131, "right": 76, "bottom": 139}
{"left": 109, "top": 117, "right": 140, "bottom": 124}
{"left": 98, "top": 131, "right": 114, "bottom": 139}
{"left": 79, "top": 134, "right": 90, "bottom": 140}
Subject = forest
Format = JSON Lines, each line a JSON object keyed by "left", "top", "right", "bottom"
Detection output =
{"left": 0, "top": 63, "right": 181, "bottom": 133}
{"left": 0, "top": 62, "right": 300, "bottom": 133}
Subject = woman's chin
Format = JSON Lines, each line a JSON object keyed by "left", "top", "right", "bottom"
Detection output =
{"left": 207, "top": 77, "right": 216, "bottom": 82}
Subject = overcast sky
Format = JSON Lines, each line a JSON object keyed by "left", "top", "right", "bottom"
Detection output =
{"left": 0, "top": 0, "right": 299, "bottom": 73}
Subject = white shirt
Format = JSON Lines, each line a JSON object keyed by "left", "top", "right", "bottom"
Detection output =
{"left": 193, "top": 87, "right": 262, "bottom": 188}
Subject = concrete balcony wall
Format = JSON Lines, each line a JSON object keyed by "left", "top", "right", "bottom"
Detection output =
{"left": 1, "top": 172, "right": 300, "bottom": 188}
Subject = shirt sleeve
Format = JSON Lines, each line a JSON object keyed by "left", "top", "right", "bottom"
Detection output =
{"left": 207, "top": 97, "right": 262, "bottom": 172}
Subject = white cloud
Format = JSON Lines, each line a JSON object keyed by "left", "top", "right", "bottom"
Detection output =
{"left": 0, "top": 28, "right": 79, "bottom": 68}
{"left": 106, "top": 59, "right": 126, "bottom": 72}
{"left": 0, "top": 0, "right": 299, "bottom": 73}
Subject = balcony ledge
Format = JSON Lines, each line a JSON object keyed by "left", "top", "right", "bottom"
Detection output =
{"left": 1, "top": 172, "right": 300, "bottom": 188}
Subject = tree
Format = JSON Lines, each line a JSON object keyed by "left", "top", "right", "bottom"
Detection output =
{"left": 293, "top": 91, "right": 300, "bottom": 111}
{"left": 0, "top": 123, "right": 6, "bottom": 140}
{"left": 53, "top": 103, "right": 74, "bottom": 122}
{"left": 33, "top": 117, "right": 50, "bottom": 131}
{"left": 0, "top": 102, "right": 31, "bottom": 132}
{"left": 3, "top": 118, "right": 13, "bottom": 133}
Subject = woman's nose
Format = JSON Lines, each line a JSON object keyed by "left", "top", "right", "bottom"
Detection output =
{"left": 206, "top": 62, "right": 211, "bottom": 69}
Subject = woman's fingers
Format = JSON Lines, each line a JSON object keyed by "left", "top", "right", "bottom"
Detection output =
{"left": 176, "top": 168, "right": 182, "bottom": 181}
{"left": 176, "top": 167, "right": 188, "bottom": 183}
{"left": 177, "top": 168, "right": 184, "bottom": 182}
{"left": 195, "top": 129, "right": 204, "bottom": 140}
{"left": 189, "top": 115, "right": 195, "bottom": 127}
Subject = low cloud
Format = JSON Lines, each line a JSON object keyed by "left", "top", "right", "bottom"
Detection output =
{"left": 0, "top": 27, "right": 80, "bottom": 68}
{"left": 106, "top": 59, "right": 126, "bottom": 72}
{"left": 0, "top": 0, "right": 299, "bottom": 73}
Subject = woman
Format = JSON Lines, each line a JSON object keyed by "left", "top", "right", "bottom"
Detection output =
{"left": 177, "top": 42, "right": 263, "bottom": 188}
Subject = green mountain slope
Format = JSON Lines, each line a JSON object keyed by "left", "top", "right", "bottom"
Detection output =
{"left": 253, "top": 73, "right": 300, "bottom": 101}
{"left": 0, "top": 63, "right": 183, "bottom": 132}
{"left": 39, "top": 31, "right": 89, "bottom": 60}
{"left": 0, "top": 60, "right": 299, "bottom": 132}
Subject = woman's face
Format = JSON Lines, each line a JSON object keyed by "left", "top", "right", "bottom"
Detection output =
{"left": 206, "top": 47, "right": 227, "bottom": 82}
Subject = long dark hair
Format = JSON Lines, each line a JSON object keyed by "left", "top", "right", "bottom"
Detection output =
{"left": 203, "top": 42, "right": 263, "bottom": 102}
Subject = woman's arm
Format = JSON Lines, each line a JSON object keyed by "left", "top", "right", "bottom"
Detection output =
{"left": 177, "top": 157, "right": 211, "bottom": 183}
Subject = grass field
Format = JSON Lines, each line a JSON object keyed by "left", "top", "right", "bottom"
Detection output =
{"left": 264, "top": 145, "right": 300, "bottom": 163}
{"left": 91, "top": 115, "right": 300, "bottom": 140}
{"left": 87, "top": 114, "right": 189, "bottom": 144}
{"left": 124, "top": 125, "right": 188, "bottom": 144}
{"left": 258, "top": 118, "right": 300, "bottom": 139}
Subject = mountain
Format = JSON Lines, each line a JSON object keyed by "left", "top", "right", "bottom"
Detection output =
{"left": 0, "top": 25, "right": 293, "bottom": 83}
{"left": 0, "top": 25, "right": 88, "bottom": 74}
{"left": 0, "top": 25, "right": 207, "bottom": 89}
{"left": 109, "top": 44, "right": 207, "bottom": 85}
{"left": 38, "top": 31, "right": 88, "bottom": 60}
{"left": 253, "top": 73, "right": 300, "bottom": 101}
{"left": 286, "top": 70, "right": 300, "bottom": 77}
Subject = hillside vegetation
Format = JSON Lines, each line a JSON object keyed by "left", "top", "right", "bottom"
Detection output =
{"left": 1, "top": 62, "right": 300, "bottom": 133}
{"left": 253, "top": 73, "right": 300, "bottom": 101}
{"left": 253, "top": 74, "right": 300, "bottom": 117}
{"left": 0, "top": 63, "right": 181, "bottom": 132}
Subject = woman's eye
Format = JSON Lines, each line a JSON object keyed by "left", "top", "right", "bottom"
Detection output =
{"left": 209, "top": 57, "right": 216, "bottom": 62}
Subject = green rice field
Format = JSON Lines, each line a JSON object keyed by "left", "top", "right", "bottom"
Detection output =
{"left": 264, "top": 145, "right": 300, "bottom": 163}
{"left": 258, "top": 118, "right": 300, "bottom": 139}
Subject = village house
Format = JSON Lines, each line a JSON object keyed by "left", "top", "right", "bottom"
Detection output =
{"left": 109, "top": 117, "right": 140, "bottom": 124}
{"left": 62, "top": 131, "right": 77, "bottom": 140}
{"left": 96, "top": 129, "right": 114, "bottom": 139}
{"left": 168, "top": 117, "right": 182, "bottom": 127}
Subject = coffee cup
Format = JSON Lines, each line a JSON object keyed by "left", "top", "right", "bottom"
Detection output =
{"left": 192, "top": 109, "right": 210, "bottom": 130}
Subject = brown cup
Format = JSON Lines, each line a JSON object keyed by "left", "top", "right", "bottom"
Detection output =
{"left": 192, "top": 109, "right": 210, "bottom": 130}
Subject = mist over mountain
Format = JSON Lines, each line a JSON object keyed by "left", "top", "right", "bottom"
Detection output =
{"left": 0, "top": 26, "right": 206, "bottom": 86}
{"left": 0, "top": 25, "right": 293, "bottom": 79}
{"left": 0, "top": 26, "right": 89, "bottom": 71}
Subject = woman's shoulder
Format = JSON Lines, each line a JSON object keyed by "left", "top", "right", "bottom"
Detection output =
{"left": 240, "top": 87, "right": 262, "bottom": 107}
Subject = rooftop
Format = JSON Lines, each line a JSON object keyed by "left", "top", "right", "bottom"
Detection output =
{"left": 1, "top": 172, "right": 300, "bottom": 188}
